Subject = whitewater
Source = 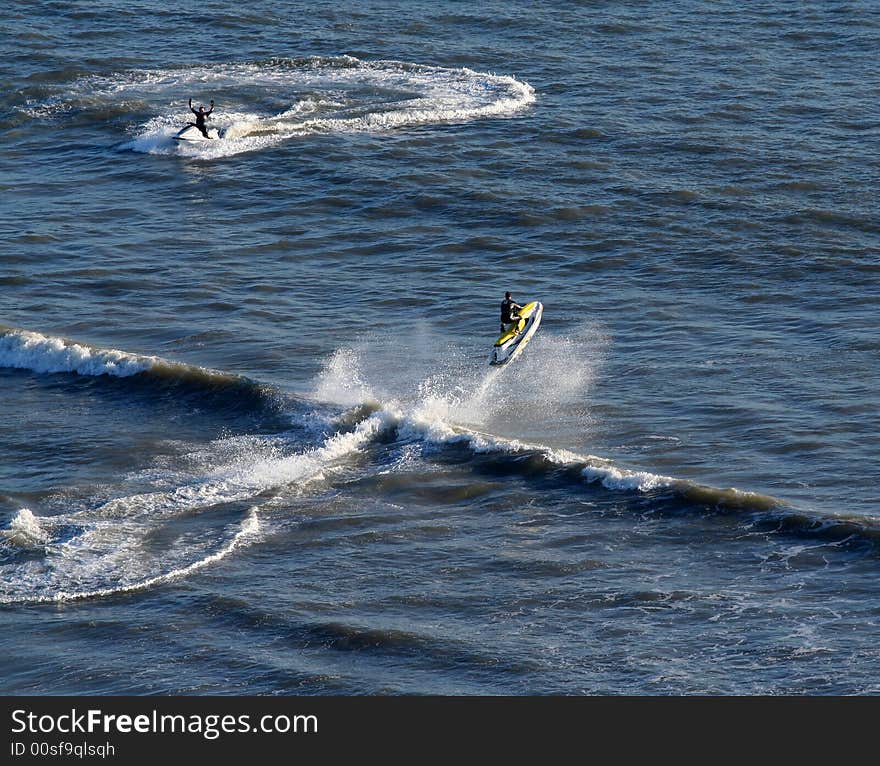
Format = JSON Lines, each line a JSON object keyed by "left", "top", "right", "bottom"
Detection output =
{"left": 71, "top": 56, "right": 538, "bottom": 158}
{"left": 3, "top": 0, "right": 879, "bottom": 696}
{"left": 3, "top": 327, "right": 864, "bottom": 609}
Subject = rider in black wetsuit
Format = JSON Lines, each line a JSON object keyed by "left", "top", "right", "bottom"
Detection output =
{"left": 188, "top": 98, "right": 214, "bottom": 137}
{"left": 500, "top": 291, "right": 524, "bottom": 334}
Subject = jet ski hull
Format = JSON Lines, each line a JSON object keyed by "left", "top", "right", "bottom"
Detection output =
{"left": 490, "top": 301, "right": 543, "bottom": 366}
{"left": 174, "top": 125, "right": 221, "bottom": 141}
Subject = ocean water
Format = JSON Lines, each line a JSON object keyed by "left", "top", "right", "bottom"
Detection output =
{"left": 1, "top": 0, "right": 878, "bottom": 695}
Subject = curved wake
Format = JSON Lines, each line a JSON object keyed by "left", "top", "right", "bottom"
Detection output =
{"left": 4, "top": 328, "right": 873, "bottom": 604}
{"left": 1, "top": 508, "right": 260, "bottom": 604}
{"left": 22, "top": 56, "right": 536, "bottom": 158}
{"left": 0, "top": 409, "right": 395, "bottom": 604}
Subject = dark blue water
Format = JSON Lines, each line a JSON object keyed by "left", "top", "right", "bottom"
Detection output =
{"left": 1, "top": 1, "right": 879, "bottom": 694}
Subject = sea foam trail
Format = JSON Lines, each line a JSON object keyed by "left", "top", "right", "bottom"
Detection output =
{"left": 0, "top": 509, "right": 260, "bottom": 605}
{"left": 1, "top": 508, "right": 49, "bottom": 548}
{"left": 0, "top": 409, "right": 394, "bottom": 604}
{"left": 67, "top": 56, "right": 537, "bottom": 157}
{"left": 0, "top": 333, "right": 848, "bottom": 604}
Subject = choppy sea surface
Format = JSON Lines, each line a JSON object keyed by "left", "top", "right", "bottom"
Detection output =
{"left": 1, "top": 1, "right": 878, "bottom": 694}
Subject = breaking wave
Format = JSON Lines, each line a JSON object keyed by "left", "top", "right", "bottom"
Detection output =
{"left": 6, "top": 330, "right": 877, "bottom": 604}
{"left": 0, "top": 326, "right": 281, "bottom": 413}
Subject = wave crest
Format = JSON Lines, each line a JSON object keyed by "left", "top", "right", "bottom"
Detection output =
{"left": 46, "top": 55, "right": 537, "bottom": 157}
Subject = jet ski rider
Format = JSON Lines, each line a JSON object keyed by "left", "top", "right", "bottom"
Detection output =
{"left": 188, "top": 98, "right": 214, "bottom": 137}
{"left": 500, "top": 291, "right": 524, "bottom": 334}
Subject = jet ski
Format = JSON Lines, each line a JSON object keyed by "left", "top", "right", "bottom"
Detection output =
{"left": 174, "top": 125, "right": 221, "bottom": 141}
{"left": 490, "top": 301, "right": 543, "bottom": 366}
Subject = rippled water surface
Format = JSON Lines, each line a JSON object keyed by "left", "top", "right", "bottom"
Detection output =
{"left": 1, "top": 1, "right": 878, "bottom": 694}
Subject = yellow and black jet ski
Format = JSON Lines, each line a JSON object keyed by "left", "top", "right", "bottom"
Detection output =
{"left": 490, "top": 301, "right": 543, "bottom": 366}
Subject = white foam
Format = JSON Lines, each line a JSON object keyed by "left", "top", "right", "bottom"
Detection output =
{"left": 84, "top": 56, "right": 535, "bottom": 158}
{"left": 1, "top": 323, "right": 776, "bottom": 604}
{"left": 0, "top": 509, "right": 260, "bottom": 604}
{"left": 1, "top": 508, "right": 49, "bottom": 548}
{"left": 581, "top": 464, "right": 674, "bottom": 492}
{"left": 292, "top": 65, "right": 536, "bottom": 134}
{"left": 397, "top": 400, "right": 675, "bottom": 492}
{"left": 78, "top": 411, "right": 388, "bottom": 528}
{"left": 0, "top": 329, "right": 151, "bottom": 377}
{"left": 0, "top": 410, "right": 393, "bottom": 604}
{"left": 307, "top": 337, "right": 673, "bottom": 496}
{"left": 0, "top": 328, "right": 239, "bottom": 386}
{"left": 311, "top": 347, "right": 377, "bottom": 407}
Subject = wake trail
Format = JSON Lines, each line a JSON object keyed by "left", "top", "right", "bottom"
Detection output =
{"left": 1, "top": 344, "right": 396, "bottom": 604}
{"left": 21, "top": 56, "right": 536, "bottom": 158}
{"left": 0, "top": 412, "right": 390, "bottom": 604}
{"left": 9, "top": 328, "right": 858, "bottom": 604}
